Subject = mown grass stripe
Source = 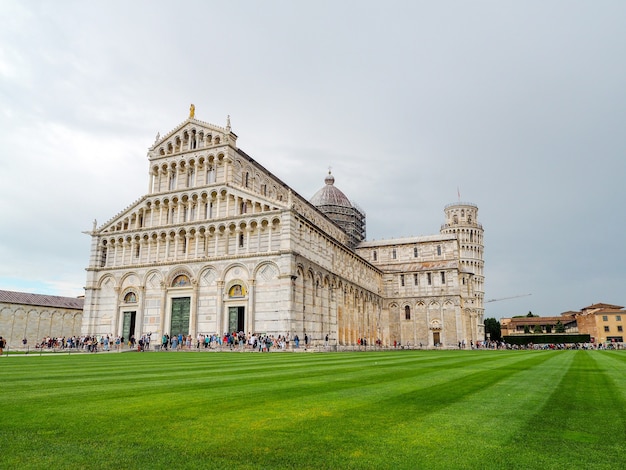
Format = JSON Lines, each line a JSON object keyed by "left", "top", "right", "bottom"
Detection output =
{"left": 493, "top": 350, "right": 626, "bottom": 469}
{"left": 0, "top": 350, "right": 624, "bottom": 469}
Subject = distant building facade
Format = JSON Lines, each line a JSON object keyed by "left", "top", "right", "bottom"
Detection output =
{"left": 576, "top": 303, "right": 625, "bottom": 344}
{"left": 501, "top": 315, "right": 577, "bottom": 336}
{"left": 501, "top": 302, "right": 625, "bottom": 344}
{"left": 81, "top": 110, "right": 485, "bottom": 348}
{"left": 0, "top": 289, "right": 84, "bottom": 349}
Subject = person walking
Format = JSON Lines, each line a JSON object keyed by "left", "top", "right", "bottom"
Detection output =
{"left": 0, "top": 336, "right": 5, "bottom": 355}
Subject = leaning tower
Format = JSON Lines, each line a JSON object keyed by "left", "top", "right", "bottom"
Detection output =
{"left": 441, "top": 202, "right": 485, "bottom": 341}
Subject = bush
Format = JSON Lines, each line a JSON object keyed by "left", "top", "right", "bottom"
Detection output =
{"left": 503, "top": 334, "right": 591, "bottom": 345}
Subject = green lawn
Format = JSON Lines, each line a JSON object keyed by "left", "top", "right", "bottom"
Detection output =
{"left": 1, "top": 350, "right": 625, "bottom": 469}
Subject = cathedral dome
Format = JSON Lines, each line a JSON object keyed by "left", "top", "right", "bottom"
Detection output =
{"left": 310, "top": 171, "right": 353, "bottom": 208}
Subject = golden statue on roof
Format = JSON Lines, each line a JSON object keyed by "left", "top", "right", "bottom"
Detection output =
{"left": 189, "top": 103, "right": 195, "bottom": 119}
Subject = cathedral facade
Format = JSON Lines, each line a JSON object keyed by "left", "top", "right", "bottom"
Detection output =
{"left": 82, "top": 110, "right": 484, "bottom": 348}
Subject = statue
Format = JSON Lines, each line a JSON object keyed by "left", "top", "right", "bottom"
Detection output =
{"left": 189, "top": 104, "right": 195, "bottom": 119}
{"left": 154, "top": 132, "right": 160, "bottom": 143}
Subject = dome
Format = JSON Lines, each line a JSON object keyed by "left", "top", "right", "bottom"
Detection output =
{"left": 310, "top": 171, "right": 353, "bottom": 208}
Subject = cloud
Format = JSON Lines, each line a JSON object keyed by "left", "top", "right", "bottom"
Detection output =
{"left": 1, "top": 0, "right": 625, "bottom": 317}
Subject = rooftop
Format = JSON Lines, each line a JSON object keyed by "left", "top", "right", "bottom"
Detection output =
{"left": 0, "top": 289, "right": 84, "bottom": 310}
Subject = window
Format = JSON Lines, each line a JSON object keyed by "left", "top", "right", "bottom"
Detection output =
{"left": 245, "top": 172, "right": 249, "bottom": 188}
{"left": 239, "top": 233, "right": 244, "bottom": 248}
{"left": 373, "top": 250, "right": 377, "bottom": 261}
{"left": 414, "top": 273, "right": 418, "bottom": 285}
{"left": 441, "top": 272, "right": 445, "bottom": 284}
{"left": 405, "top": 305, "right": 411, "bottom": 320}
{"left": 617, "top": 315, "right": 622, "bottom": 321}
{"left": 100, "top": 247, "right": 107, "bottom": 267}
{"left": 618, "top": 326, "right": 623, "bottom": 332}
{"left": 124, "top": 292, "right": 137, "bottom": 303}
{"left": 400, "top": 275, "right": 405, "bottom": 287}
{"left": 135, "top": 244, "right": 140, "bottom": 258}
{"left": 437, "top": 245, "right": 442, "bottom": 256}
{"left": 414, "top": 247, "right": 418, "bottom": 257}
{"left": 427, "top": 273, "right": 432, "bottom": 285}
{"left": 603, "top": 315, "right": 608, "bottom": 321}
{"left": 604, "top": 326, "right": 610, "bottom": 332}
{"left": 392, "top": 249, "right": 396, "bottom": 259}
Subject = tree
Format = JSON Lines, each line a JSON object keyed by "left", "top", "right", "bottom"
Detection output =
{"left": 526, "top": 311, "right": 538, "bottom": 317}
{"left": 555, "top": 320, "right": 566, "bottom": 333}
{"left": 484, "top": 317, "right": 501, "bottom": 341}
{"left": 533, "top": 324, "right": 543, "bottom": 334}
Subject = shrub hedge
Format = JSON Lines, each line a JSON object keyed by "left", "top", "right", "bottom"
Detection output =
{"left": 503, "top": 334, "right": 591, "bottom": 345}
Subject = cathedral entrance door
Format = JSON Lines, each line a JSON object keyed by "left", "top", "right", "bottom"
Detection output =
{"left": 433, "top": 331, "right": 440, "bottom": 346}
{"left": 170, "top": 297, "right": 191, "bottom": 338}
{"left": 228, "top": 306, "right": 245, "bottom": 333}
{"left": 122, "top": 311, "right": 136, "bottom": 341}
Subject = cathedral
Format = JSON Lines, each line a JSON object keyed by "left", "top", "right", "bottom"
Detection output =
{"left": 82, "top": 108, "right": 484, "bottom": 348}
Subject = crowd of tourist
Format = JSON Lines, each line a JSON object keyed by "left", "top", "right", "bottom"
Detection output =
{"left": 24, "top": 332, "right": 308, "bottom": 353}
{"left": 9, "top": 334, "right": 623, "bottom": 353}
{"left": 30, "top": 335, "right": 135, "bottom": 352}
{"left": 160, "top": 332, "right": 311, "bottom": 352}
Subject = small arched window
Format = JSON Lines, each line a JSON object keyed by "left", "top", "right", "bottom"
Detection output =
{"left": 413, "top": 247, "right": 418, "bottom": 258}
{"left": 405, "top": 305, "right": 411, "bottom": 320}
{"left": 373, "top": 250, "right": 377, "bottom": 261}
{"left": 437, "top": 245, "right": 442, "bottom": 256}
{"left": 100, "top": 245, "right": 107, "bottom": 267}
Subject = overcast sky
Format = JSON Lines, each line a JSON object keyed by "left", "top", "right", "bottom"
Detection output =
{"left": 1, "top": 0, "right": 625, "bottom": 320}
